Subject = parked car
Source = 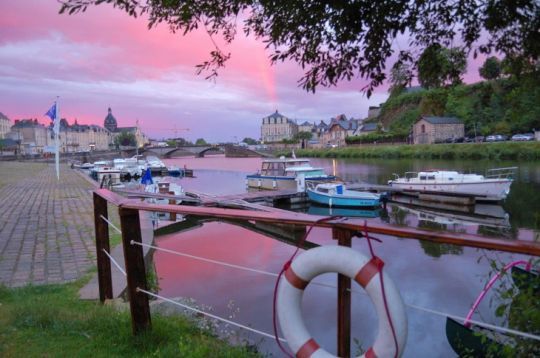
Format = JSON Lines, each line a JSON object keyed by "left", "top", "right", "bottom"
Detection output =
{"left": 486, "top": 134, "right": 507, "bottom": 142}
{"left": 511, "top": 133, "right": 535, "bottom": 141}
{"left": 444, "top": 136, "right": 465, "bottom": 143}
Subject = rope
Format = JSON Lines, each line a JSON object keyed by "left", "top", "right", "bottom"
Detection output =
{"left": 128, "top": 236, "right": 540, "bottom": 343}
{"left": 362, "top": 221, "right": 399, "bottom": 358}
{"left": 136, "top": 287, "right": 287, "bottom": 342}
{"left": 100, "top": 215, "right": 122, "bottom": 234}
{"left": 102, "top": 248, "right": 126, "bottom": 276}
{"left": 407, "top": 303, "right": 540, "bottom": 342}
{"left": 101, "top": 237, "right": 540, "bottom": 345}
{"left": 130, "top": 240, "right": 278, "bottom": 278}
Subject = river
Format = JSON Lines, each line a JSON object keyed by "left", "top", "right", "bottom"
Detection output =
{"left": 152, "top": 155, "right": 539, "bottom": 357}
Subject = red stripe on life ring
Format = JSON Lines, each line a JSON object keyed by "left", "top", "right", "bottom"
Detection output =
{"left": 354, "top": 256, "right": 384, "bottom": 288}
{"left": 296, "top": 338, "right": 320, "bottom": 358}
{"left": 285, "top": 266, "right": 309, "bottom": 290}
{"left": 365, "top": 346, "right": 377, "bottom": 358}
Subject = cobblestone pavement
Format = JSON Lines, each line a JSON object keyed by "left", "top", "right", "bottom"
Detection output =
{"left": 0, "top": 162, "right": 97, "bottom": 287}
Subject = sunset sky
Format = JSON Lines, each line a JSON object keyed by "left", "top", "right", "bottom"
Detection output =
{"left": 0, "top": 1, "right": 483, "bottom": 142}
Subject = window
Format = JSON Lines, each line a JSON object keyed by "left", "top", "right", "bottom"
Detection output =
{"left": 427, "top": 176, "right": 435, "bottom": 180}
{"left": 420, "top": 176, "right": 427, "bottom": 180}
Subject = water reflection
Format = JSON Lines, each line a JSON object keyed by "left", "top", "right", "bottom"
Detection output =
{"left": 155, "top": 156, "right": 540, "bottom": 357}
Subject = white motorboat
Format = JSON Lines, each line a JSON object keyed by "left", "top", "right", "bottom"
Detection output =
{"left": 90, "top": 161, "right": 122, "bottom": 186}
{"left": 388, "top": 167, "right": 517, "bottom": 202}
{"left": 246, "top": 157, "right": 335, "bottom": 191}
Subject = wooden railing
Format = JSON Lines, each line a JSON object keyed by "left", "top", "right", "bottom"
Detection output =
{"left": 93, "top": 188, "right": 540, "bottom": 357}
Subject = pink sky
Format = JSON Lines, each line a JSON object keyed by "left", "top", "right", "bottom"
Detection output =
{"left": 0, "top": 1, "right": 483, "bottom": 142}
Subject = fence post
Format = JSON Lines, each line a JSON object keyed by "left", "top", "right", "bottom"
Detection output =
{"left": 333, "top": 227, "right": 353, "bottom": 358}
{"left": 93, "top": 192, "right": 113, "bottom": 303}
{"left": 119, "top": 206, "right": 152, "bottom": 334}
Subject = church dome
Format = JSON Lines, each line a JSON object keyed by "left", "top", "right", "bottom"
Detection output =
{"left": 104, "top": 107, "right": 117, "bottom": 132}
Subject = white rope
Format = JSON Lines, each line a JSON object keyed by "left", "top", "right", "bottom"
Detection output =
{"left": 102, "top": 248, "right": 126, "bottom": 276}
{"left": 407, "top": 303, "right": 540, "bottom": 342}
{"left": 131, "top": 240, "right": 342, "bottom": 291}
{"left": 100, "top": 215, "right": 122, "bottom": 234}
{"left": 131, "top": 240, "right": 278, "bottom": 278}
{"left": 137, "top": 287, "right": 286, "bottom": 342}
{"left": 129, "top": 240, "right": 540, "bottom": 342}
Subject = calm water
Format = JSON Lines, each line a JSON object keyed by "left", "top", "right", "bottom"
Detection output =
{"left": 153, "top": 155, "right": 539, "bottom": 357}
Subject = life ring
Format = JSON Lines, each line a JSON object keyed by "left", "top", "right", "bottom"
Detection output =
{"left": 277, "top": 246, "right": 407, "bottom": 357}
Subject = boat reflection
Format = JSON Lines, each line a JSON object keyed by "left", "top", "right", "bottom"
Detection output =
{"left": 307, "top": 203, "right": 381, "bottom": 218}
{"left": 385, "top": 195, "right": 515, "bottom": 241}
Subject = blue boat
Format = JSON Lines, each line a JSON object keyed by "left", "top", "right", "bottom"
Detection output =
{"left": 307, "top": 183, "right": 380, "bottom": 208}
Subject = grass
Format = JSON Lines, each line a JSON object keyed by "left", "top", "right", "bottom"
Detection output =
{"left": 285, "top": 141, "right": 540, "bottom": 160}
{"left": 0, "top": 282, "right": 259, "bottom": 357}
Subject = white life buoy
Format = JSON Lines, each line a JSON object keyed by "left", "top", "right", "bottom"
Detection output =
{"left": 277, "top": 246, "right": 407, "bottom": 357}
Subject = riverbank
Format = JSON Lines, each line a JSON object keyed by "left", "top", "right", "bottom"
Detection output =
{"left": 0, "top": 282, "right": 258, "bottom": 357}
{"left": 0, "top": 162, "right": 261, "bottom": 356}
{"left": 287, "top": 141, "right": 540, "bottom": 160}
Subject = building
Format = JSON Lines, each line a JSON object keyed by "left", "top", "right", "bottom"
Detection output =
{"left": 0, "top": 112, "right": 11, "bottom": 139}
{"left": 321, "top": 115, "right": 359, "bottom": 147}
{"left": 261, "top": 110, "right": 298, "bottom": 143}
{"left": 8, "top": 119, "right": 50, "bottom": 154}
{"left": 412, "top": 116, "right": 464, "bottom": 144}
{"left": 103, "top": 107, "right": 148, "bottom": 148}
{"left": 68, "top": 121, "right": 112, "bottom": 151}
{"left": 298, "top": 121, "right": 315, "bottom": 136}
{"left": 367, "top": 106, "right": 381, "bottom": 119}
{"left": 353, "top": 122, "right": 379, "bottom": 136}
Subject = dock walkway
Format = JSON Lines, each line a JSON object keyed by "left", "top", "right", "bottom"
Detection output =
{"left": 0, "top": 163, "right": 96, "bottom": 287}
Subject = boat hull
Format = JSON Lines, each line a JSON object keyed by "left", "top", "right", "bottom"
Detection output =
{"left": 307, "top": 188, "right": 380, "bottom": 208}
{"left": 389, "top": 179, "right": 512, "bottom": 202}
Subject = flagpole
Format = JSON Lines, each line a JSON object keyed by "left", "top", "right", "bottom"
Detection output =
{"left": 55, "top": 97, "right": 60, "bottom": 181}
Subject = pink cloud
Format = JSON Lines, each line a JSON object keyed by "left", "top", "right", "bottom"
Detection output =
{"left": 0, "top": 1, "right": 486, "bottom": 142}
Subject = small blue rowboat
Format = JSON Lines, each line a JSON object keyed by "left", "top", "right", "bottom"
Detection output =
{"left": 307, "top": 183, "right": 380, "bottom": 208}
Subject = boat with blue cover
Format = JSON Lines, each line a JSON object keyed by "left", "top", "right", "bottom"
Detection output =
{"left": 307, "top": 183, "right": 380, "bottom": 208}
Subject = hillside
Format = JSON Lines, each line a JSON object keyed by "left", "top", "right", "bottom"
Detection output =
{"left": 364, "top": 74, "right": 540, "bottom": 140}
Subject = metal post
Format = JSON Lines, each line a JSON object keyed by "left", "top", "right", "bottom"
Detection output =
{"left": 93, "top": 192, "right": 113, "bottom": 302}
{"left": 119, "top": 207, "right": 151, "bottom": 334}
{"left": 333, "top": 227, "right": 353, "bottom": 358}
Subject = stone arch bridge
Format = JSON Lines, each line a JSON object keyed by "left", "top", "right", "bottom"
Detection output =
{"left": 139, "top": 145, "right": 272, "bottom": 158}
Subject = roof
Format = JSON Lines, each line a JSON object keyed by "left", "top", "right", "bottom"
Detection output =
{"left": 299, "top": 121, "right": 312, "bottom": 126}
{"left": 0, "top": 112, "right": 10, "bottom": 122}
{"left": 267, "top": 110, "right": 284, "bottom": 119}
{"left": 360, "top": 123, "right": 378, "bottom": 132}
{"left": 421, "top": 116, "right": 463, "bottom": 125}
{"left": 329, "top": 118, "right": 358, "bottom": 131}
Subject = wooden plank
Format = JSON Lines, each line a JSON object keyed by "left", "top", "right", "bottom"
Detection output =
{"left": 114, "top": 199, "right": 540, "bottom": 256}
{"left": 93, "top": 192, "right": 113, "bottom": 303}
{"left": 119, "top": 207, "right": 152, "bottom": 334}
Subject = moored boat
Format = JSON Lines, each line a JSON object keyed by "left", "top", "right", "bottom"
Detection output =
{"left": 307, "top": 183, "right": 380, "bottom": 208}
{"left": 246, "top": 157, "right": 334, "bottom": 191}
{"left": 388, "top": 167, "right": 517, "bottom": 202}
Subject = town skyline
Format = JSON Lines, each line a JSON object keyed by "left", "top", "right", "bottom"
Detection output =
{"left": 1, "top": 1, "right": 485, "bottom": 142}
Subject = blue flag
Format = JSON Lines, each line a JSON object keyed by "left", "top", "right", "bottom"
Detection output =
{"left": 141, "top": 168, "right": 153, "bottom": 185}
{"left": 45, "top": 103, "right": 56, "bottom": 121}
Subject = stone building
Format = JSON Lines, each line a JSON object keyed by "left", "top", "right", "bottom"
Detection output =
{"left": 298, "top": 121, "right": 315, "bottom": 136}
{"left": 0, "top": 112, "right": 11, "bottom": 139}
{"left": 321, "top": 115, "right": 359, "bottom": 147}
{"left": 8, "top": 119, "right": 50, "bottom": 154}
{"left": 103, "top": 107, "right": 148, "bottom": 148}
{"left": 261, "top": 110, "right": 298, "bottom": 143}
{"left": 412, "top": 116, "right": 464, "bottom": 144}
